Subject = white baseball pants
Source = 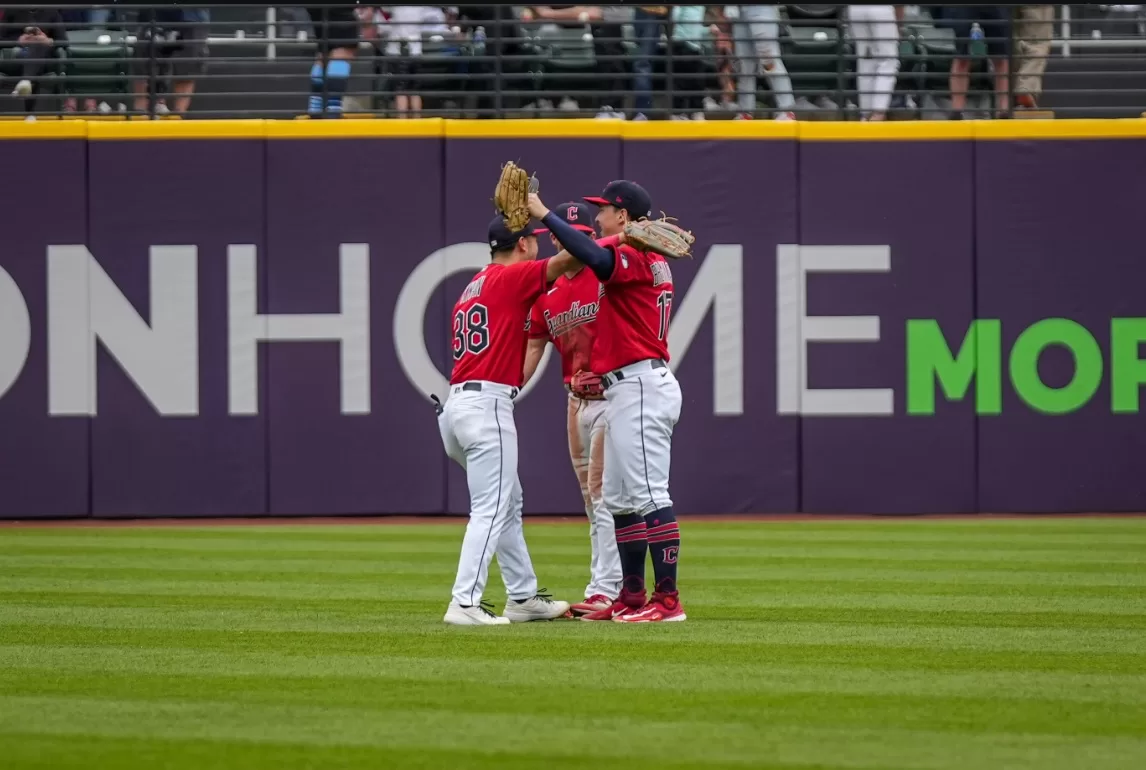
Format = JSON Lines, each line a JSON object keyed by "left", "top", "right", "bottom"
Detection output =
{"left": 439, "top": 382, "right": 539, "bottom": 607}
{"left": 731, "top": 4, "right": 796, "bottom": 112}
{"left": 601, "top": 360, "right": 683, "bottom": 517}
{"left": 566, "top": 393, "right": 622, "bottom": 600}
{"left": 848, "top": 5, "right": 899, "bottom": 118}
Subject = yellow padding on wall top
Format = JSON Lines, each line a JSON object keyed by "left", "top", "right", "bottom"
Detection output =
{"left": 2, "top": 117, "right": 1146, "bottom": 141}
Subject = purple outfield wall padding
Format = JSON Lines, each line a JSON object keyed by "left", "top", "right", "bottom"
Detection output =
{"left": 0, "top": 139, "right": 90, "bottom": 518}
{"left": 975, "top": 139, "right": 1146, "bottom": 513}
{"left": 87, "top": 139, "right": 268, "bottom": 517}
{"left": 442, "top": 137, "right": 623, "bottom": 514}
{"left": 624, "top": 138, "right": 800, "bottom": 514}
{"left": 6, "top": 128, "right": 1146, "bottom": 521}
{"left": 265, "top": 138, "right": 447, "bottom": 515}
{"left": 798, "top": 141, "right": 977, "bottom": 514}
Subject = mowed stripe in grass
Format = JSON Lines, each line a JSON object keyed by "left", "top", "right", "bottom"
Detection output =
{"left": 0, "top": 518, "right": 1144, "bottom": 769}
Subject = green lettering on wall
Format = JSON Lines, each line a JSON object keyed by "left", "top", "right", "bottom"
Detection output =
{"left": 1111, "top": 318, "right": 1146, "bottom": 414}
{"left": 1010, "top": 319, "right": 1102, "bottom": 414}
{"left": 906, "top": 319, "right": 1001, "bottom": 415}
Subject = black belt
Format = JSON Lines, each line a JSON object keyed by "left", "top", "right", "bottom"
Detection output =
{"left": 458, "top": 382, "right": 519, "bottom": 398}
{"left": 604, "top": 359, "right": 666, "bottom": 387}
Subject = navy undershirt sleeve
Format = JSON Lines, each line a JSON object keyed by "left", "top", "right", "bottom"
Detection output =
{"left": 541, "top": 211, "right": 615, "bottom": 282}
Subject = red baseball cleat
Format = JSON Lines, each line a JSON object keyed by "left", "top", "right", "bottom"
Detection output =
{"left": 612, "top": 592, "right": 687, "bottom": 623}
{"left": 570, "top": 594, "right": 614, "bottom": 617}
{"left": 579, "top": 598, "right": 633, "bottom": 622}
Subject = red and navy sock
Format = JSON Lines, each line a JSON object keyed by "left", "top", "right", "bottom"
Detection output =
{"left": 613, "top": 513, "right": 648, "bottom": 607}
{"left": 645, "top": 507, "right": 680, "bottom": 596}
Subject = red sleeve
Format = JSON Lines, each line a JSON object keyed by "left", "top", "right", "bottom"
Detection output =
{"left": 528, "top": 298, "right": 549, "bottom": 340}
{"left": 602, "top": 244, "right": 651, "bottom": 286}
{"left": 500, "top": 258, "right": 550, "bottom": 303}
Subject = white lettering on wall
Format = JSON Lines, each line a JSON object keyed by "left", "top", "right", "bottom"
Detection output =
{"left": 47, "top": 245, "right": 199, "bottom": 416}
{"left": 2, "top": 241, "right": 899, "bottom": 419}
{"left": 0, "top": 265, "right": 31, "bottom": 401}
{"left": 667, "top": 244, "right": 744, "bottom": 416}
{"left": 776, "top": 244, "right": 893, "bottom": 416}
{"left": 227, "top": 244, "right": 371, "bottom": 416}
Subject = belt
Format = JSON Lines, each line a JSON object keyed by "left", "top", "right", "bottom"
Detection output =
{"left": 451, "top": 381, "right": 520, "bottom": 399}
{"left": 601, "top": 359, "right": 666, "bottom": 389}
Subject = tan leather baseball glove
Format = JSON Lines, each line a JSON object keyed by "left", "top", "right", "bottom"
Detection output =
{"left": 623, "top": 214, "right": 695, "bottom": 259}
{"left": 493, "top": 161, "right": 539, "bottom": 232}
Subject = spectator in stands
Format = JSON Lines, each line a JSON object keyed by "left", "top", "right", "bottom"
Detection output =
{"left": 668, "top": 5, "right": 718, "bottom": 120}
{"left": 709, "top": 10, "right": 741, "bottom": 112}
{"left": 594, "top": 4, "right": 632, "bottom": 118}
{"left": 458, "top": 5, "right": 530, "bottom": 115}
{"left": 940, "top": 5, "right": 1012, "bottom": 118}
{"left": 90, "top": 7, "right": 113, "bottom": 26}
{"left": 524, "top": 6, "right": 626, "bottom": 115}
{"left": 1013, "top": 5, "right": 1054, "bottom": 109}
{"left": 631, "top": 5, "right": 669, "bottom": 119}
{"left": 848, "top": 5, "right": 902, "bottom": 121}
{"left": 1, "top": 8, "right": 67, "bottom": 117}
{"left": 132, "top": 7, "right": 209, "bottom": 116}
{"left": 55, "top": 7, "right": 115, "bottom": 26}
{"left": 307, "top": 5, "right": 360, "bottom": 116}
{"left": 727, "top": 4, "right": 797, "bottom": 120}
{"left": 381, "top": 5, "right": 459, "bottom": 118}
{"left": 356, "top": 6, "right": 382, "bottom": 43}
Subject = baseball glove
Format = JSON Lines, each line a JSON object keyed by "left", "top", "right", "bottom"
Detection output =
{"left": 623, "top": 215, "right": 695, "bottom": 259}
{"left": 570, "top": 370, "right": 604, "bottom": 398}
{"left": 493, "top": 161, "right": 539, "bottom": 232}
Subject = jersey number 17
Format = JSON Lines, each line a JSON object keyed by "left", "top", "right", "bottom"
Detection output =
{"left": 656, "top": 290, "right": 673, "bottom": 341}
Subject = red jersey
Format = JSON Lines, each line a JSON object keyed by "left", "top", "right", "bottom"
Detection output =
{"left": 449, "top": 259, "right": 550, "bottom": 387}
{"left": 591, "top": 243, "right": 674, "bottom": 374}
{"left": 529, "top": 266, "right": 602, "bottom": 382}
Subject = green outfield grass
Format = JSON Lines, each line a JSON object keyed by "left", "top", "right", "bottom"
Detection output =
{"left": 1, "top": 517, "right": 1145, "bottom": 769}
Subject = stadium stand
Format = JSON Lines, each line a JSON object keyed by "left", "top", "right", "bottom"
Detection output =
{"left": 1, "top": 4, "right": 1145, "bottom": 120}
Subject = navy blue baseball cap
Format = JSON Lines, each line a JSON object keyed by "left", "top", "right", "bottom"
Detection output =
{"left": 487, "top": 215, "right": 541, "bottom": 252}
{"left": 584, "top": 180, "right": 652, "bottom": 220}
{"left": 535, "top": 202, "right": 596, "bottom": 235}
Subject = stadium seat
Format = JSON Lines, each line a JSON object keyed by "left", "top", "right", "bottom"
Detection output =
{"left": 64, "top": 28, "right": 132, "bottom": 104}
{"left": 535, "top": 23, "right": 597, "bottom": 70}
{"left": 416, "top": 31, "right": 467, "bottom": 86}
{"left": 521, "top": 23, "right": 596, "bottom": 109}
{"left": 904, "top": 23, "right": 957, "bottom": 100}
{"left": 782, "top": 5, "right": 849, "bottom": 103}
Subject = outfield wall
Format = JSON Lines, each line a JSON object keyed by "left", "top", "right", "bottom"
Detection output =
{"left": 1, "top": 118, "right": 1145, "bottom": 519}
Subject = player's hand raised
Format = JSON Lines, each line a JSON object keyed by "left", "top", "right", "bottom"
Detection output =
{"left": 527, "top": 193, "right": 549, "bottom": 221}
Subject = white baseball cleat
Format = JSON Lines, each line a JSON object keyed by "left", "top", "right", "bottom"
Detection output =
{"left": 502, "top": 592, "right": 571, "bottom": 622}
{"left": 443, "top": 601, "right": 511, "bottom": 626}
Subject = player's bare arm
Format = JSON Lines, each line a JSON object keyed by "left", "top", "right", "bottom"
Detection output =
{"left": 529, "top": 193, "right": 617, "bottom": 282}
{"left": 545, "top": 251, "right": 579, "bottom": 283}
{"left": 522, "top": 337, "right": 548, "bottom": 386}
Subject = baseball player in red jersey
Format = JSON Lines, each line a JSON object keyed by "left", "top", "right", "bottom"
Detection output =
{"left": 521, "top": 202, "right": 623, "bottom": 616}
{"left": 439, "top": 215, "right": 585, "bottom": 626}
{"left": 527, "top": 182, "right": 686, "bottom": 623}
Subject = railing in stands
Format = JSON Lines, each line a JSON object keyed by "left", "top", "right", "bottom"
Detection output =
{"left": 1, "top": 4, "right": 1145, "bottom": 121}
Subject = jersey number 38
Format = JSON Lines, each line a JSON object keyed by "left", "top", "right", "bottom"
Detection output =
{"left": 453, "top": 304, "right": 490, "bottom": 360}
